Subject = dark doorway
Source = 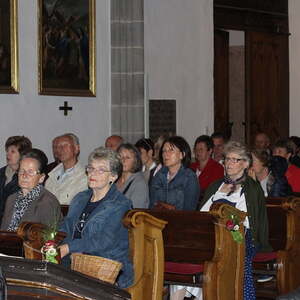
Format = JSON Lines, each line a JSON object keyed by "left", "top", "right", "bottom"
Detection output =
{"left": 214, "top": 1, "right": 289, "bottom": 146}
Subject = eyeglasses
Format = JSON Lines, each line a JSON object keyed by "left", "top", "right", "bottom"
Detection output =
{"left": 224, "top": 157, "right": 245, "bottom": 164}
{"left": 18, "top": 169, "right": 40, "bottom": 177}
{"left": 85, "top": 166, "right": 111, "bottom": 175}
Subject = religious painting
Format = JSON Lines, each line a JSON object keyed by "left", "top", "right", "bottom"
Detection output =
{"left": 38, "top": 0, "right": 96, "bottom": 97}
{"left": 0, "top": 0, "right": 19, "bottom": 94}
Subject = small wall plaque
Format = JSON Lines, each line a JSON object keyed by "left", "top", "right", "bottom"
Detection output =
{"left": 149, "top": 99, "right": 176, "bottom": 141}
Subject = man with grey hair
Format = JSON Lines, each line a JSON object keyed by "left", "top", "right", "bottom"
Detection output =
{"left": 45, "top": 133, "right": 87, "bottom": 204}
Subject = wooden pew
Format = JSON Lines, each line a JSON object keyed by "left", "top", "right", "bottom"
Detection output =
{"left": 0, "top": 212, "right": 167, "bottom": 300}
{"left": 0, "top": 230, "right": 23, "bottom": 257}
{"left": 1, "top": 256, "right": 131, "bottom": 300}
{"left": 0, "top": 223, "right": 66, "bottom": 259}
{"left": 123, "top": 211, "right": 167, "bottom": 300}
{"left": 146, "top": 203, "right": 247, "bottom": 300}
{"left": 254, "top": 196, "right": 300, "bottom": 298}
{"left": 17, "top": 222, "right": 66, "bottom": 260}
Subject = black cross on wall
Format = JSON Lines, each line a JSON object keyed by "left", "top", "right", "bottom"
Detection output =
{"left": 59, "top": 101, "right": 73, "bottom": 116}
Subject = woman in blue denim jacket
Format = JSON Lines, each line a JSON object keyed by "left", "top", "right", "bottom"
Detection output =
{"left": 59, "top": 147, "right": 133, "bottom": 288}
{"left": 149, "top": 136, "right": 200, "bottom": 210}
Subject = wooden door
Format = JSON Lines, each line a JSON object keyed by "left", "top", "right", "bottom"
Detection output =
{"left": 214, "top": 30, "right": 231, "bottom": 139}
{"left": 245, "top": 31, "right": 289, "bottom": 146}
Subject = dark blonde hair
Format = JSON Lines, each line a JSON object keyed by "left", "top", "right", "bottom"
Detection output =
{"left": 117, "top": 144, "right": 143, "bottom": 173}
{"left": 5, "top": 136, "right": 32, "bottom": 155}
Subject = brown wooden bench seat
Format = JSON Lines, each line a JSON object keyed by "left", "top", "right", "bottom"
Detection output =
{"left": 254, "top": 196, "right": 300, "bottom": 298}
{"left": 146, "top": 202, "right": 247, "bottom": 300}
{"left": 0, "top": 223, "right": 66, "bottom": 260}
{"left": 0, "top": 230, "right": 23, "bottom": 257}
{"left": 0, "top": 212, "right": 166, "bottom": 300}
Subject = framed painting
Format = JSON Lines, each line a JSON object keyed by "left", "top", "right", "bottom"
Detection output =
{"left": 0, "top": 0, "right": 19, "bottom": 94}
{"left": 38, "top": 0, "right": 96, "bottom": 97}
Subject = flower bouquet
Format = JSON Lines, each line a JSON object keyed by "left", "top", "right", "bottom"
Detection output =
{"left": 41, "top": 222, "right": 60, "bottom": 264}
{"left": 225, "top": 214, "right": 243, "bottom": 243}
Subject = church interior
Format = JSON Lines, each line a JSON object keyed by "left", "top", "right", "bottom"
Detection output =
{"left": 0, "top": 0, "right": 300, "bottom": 299}
{"left": 0, "top": 0, "right": 297, "bottom": 165}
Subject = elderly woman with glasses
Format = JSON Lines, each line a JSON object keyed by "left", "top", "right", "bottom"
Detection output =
{"left": 59, "top": 147, "right": 133, "bottom": 288}
{"left": 1, "top": 149, "right": 61, "bottom": 231}
{"left": 197, "top": 141, "right": 271, "bottom": 300}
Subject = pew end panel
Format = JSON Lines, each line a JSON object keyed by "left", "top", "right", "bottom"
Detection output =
{"left": 123, "top": 210, "right": 167, "bottom": 300}
{"left": 204, "top": 202, "right": 246, "bottom": 300}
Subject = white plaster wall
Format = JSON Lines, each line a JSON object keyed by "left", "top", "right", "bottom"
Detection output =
{"left": 144, "top": 0, "right": 214, "bottom": 148}
{"left": 229, "top": 30, "right": 244, "bottom": 46}
{"left": 0, "top": 0, "right": 111, "bottom": 166}
{"left": 289, "top": 0, "right": 300, "bottom": 136}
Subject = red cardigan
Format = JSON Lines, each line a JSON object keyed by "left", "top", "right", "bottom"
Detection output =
{"left": 286, "top": 164, "right": 300, "bottom": 193}
{"left": 190, "top": 158, "right": 224, "bottom": 191}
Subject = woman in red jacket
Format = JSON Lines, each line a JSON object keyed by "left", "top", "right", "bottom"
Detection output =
{"left": 190, "top": 135, "right": 224, "bottom": 196}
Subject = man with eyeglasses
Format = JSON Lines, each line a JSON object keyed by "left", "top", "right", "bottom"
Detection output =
{"left": 45, "top": 133, "right": 87, "bottom": 205}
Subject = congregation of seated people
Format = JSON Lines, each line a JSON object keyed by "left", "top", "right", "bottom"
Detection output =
{"left": 0, "top": 131, "right": 300, "bottom": 299}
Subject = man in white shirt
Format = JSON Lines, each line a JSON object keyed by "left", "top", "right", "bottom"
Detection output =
{"left": 45, "top": 133, "right": 87, "bottom": 205}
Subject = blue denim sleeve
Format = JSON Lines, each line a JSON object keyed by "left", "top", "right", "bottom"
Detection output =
{"left": 183, "top": 172, "right": 200, "bottom": 210}
{"left": 149, "top": 175, "right": 159, "bottom": 208}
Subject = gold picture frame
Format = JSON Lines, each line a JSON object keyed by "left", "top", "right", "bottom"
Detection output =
{"left": 0, "top": 0, "right": 19, "bottom": 94}
{"left": 38, "top": 0, "right": 96, "bottom": 97}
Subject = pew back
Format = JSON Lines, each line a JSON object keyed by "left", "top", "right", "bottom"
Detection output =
{"left": 149, "top": 210, "right": 215, "bottom": 264}
{"left": 16, "top": 222, "right": 66, "bottom": 260}
{"left": 268, "top": 197, "right": 300, "bottom": 294}
{"left": 267, "top": 205, "right": 287, "bottom": 251}
{"left": 0, "top": 231, "right": 23, "bottom": 257}
{"left": 0, "top": 211, "right": 169, "bottom": 300}
{"left": 147, "top": 203, "right": 247, "bottom": 300}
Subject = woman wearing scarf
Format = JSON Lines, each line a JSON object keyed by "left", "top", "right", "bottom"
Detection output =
{"left": 199, "top": 141, "right": 271, "bottom": 300}
{"left": 1, "top": 149, "right": 61, "bottom": 231}
{"left": 171, "top": 141, "right": 271, "bottom": 299}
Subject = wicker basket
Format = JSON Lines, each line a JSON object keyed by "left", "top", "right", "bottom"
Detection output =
{"left": 71, "top": 253, "right": 122, "bottom": 284}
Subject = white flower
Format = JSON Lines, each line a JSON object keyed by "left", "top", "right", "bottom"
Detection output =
{"left": 233, "top": 225, "right": 239, "bottom": 231}
{"left": 47, "top": 248, "right": 57, "bottom": 256}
